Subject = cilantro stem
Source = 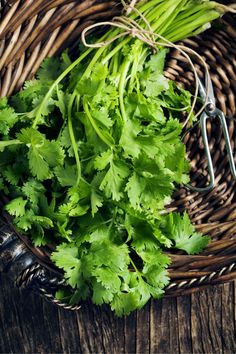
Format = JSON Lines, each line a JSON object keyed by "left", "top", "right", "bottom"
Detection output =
{"left": 119, "top": 59, "right": 132, "bottom": 123}
{"left": 112, "top": 53, "right": 119, "bottom": 76}
{"left": 130, "top": 258, "right": 141, "bottom": 276}
{"left": 83, "top": 97, "right": 114, "bottom": 147}
{"left": 167, "top": 11, "right": 220, "bottom": 42}
{"left": 68, "top": 92, "right": 81, "bottom": 186}
{"left": 0, "top": 139, "right": 23, "bottom": 149}
{"left": 102, "top": 37, "right": 130, "bottom": 65}
{"left": 165, "top": 105, "right": 191, "bottom": 112}
{"left": 82, "top": 46, "right": 107, "bottom": 78}
{"left": 128, "top": 45, "right": 147, "bottom": 92}
{"left": 155, "top": 1, "right": 188, "bottom": 35}
{"left": 32, "top": 48, "right": 94, "bottom": 128}
{"left": 146, "top": 3, "right": 177, "bottom": 28}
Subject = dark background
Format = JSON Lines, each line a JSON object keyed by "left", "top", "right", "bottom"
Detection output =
{"left": 0, "top": 273, "right": 235, "bottom": 353}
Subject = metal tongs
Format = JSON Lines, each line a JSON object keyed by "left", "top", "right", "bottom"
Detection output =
{"left": 187, "top": 74, "right": 236, "bottom": 192}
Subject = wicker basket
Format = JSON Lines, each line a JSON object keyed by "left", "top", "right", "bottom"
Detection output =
{"left": 0, "top": 0, "right": 236, "bottom": 310}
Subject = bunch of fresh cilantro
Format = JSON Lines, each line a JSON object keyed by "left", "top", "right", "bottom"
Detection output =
{"left": 0, "top": 48, "right": 209, "bottom": 315}
{"left": 0, "top": 0, "right": 221, "bottom": 315}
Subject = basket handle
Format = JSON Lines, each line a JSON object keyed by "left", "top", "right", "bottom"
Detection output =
{"left": 0, "top": 218, "right": 81, "bottom": 311}
{"left": 15, "top": 263, "right": 81, "bottom": 311}
{"left": 0, "top": 220, "right": 37, "bottom": 275}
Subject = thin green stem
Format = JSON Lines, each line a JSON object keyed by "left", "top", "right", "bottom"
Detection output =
{"left": 119, "top": 59, "right": 132, "bottom": 123}
{"left": 150, "top": 0, "right": 185, "bottom": 32}
{"left": 167, "top": 11, "right": 220, "bottom": 42}
{"left": 145, "top": 0, "right": 178, "bottom": 23}
{"left": 112, "top": 51, "right": 119, "bottom": 76}
{"left": 136, "top": 0, "right": 165, "bottom": 16}
{"left": 83, "top": 97, "right": 114, "bottom": 147}
{"left": 102, "top": 37, "right": 131, "bottom": 65}
{"left": 82, "top": 46, "right": 108, "bottom": 78}
{"left": 128, "top": 43, "right": 147, "bottom": 92}
{"left": 171, "top": 2, "right": 217, "bottom": 24}
{"left": 32, "top": 48, "right": 94, "bottom": 129}
{"left": 156, "top": 0, "right": 189, "bottom": 35}
{"left": 130, "top": 258, "right": 141, "bottom": 275}
{"left": 0, "top": 139, "right": 22, "bottom": 149}
{"left": 68, "top": 92, "right": 81, "bottom": 186}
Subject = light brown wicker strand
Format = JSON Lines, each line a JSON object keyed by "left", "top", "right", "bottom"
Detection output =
{"left": 46, "top": 19, "right": 81, "bottom": 58}
{"left": 27, "top": 3, "right": 78, "bottom": 51}
{"left": 0, "top": 0, "right": 20, "bottom": 36}
{"left": 0, "top": 25, "right": 22, "bottom": 71}
{"left": 4, "top": 15, "right": 38, "bottom": 67}
{"left": 7, "top": 54, "right": 25, "bottom": 96}
{"left": 13, "top": 44, "right": 41, "bottom": 93}
{"left": 23, "top": 27, "right": 62, "bottom": 83}
{"left": 0, "top": 1, "right": 117, "bottom": 96}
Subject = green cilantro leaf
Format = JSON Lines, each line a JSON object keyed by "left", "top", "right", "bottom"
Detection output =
{"left": 22, "top": 179, "right": 46, "bottom": 208}
{"left": 92, "top": 281, "right": 114, "bottom": 305}
{"left": 51, "top": 243, "right": 82, "bottom": 288}
{"left": 17, "top": 128, "right": 64, "bottom": 180}
{"left": 148, "top": 48, "right": 168, "bottom": 73}
{"left": 144, "top": 74, "right": 169, "bottom": 98}
{"left": 0, "top": 107, "right": 18, "bottom": 135}
{"left": 54, "top": 164, "right": 77, "bottom": 187}
{"left": 5, "top": 197, "right": 27, "bottom": 217}
{"left": 99, "top": 160, "right": 130, "bottom": 201}
{"left": 28, "top": 147, "right": 52, "bottom": 180}
{"left": 162, "top": 212, "right": 210, "bottom": 254}
{"left": 37, "top": 57, "right": 63, "bottom": 82}
{"left": 91, "top": 189, "right": 103, "bottom": 217}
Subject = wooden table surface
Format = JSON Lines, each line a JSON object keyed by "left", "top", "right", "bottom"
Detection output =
{"left": 0, "top": 273, "right": 235, "bottom": 354}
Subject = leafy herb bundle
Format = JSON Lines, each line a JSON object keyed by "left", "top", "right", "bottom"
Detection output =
{"left": 0, "top": 0, "right": 223, "bottom": 315}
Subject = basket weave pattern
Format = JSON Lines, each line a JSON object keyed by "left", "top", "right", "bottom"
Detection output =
{"left": 0, "top": 0, "right": 120, "bottom": 96}
{"left": 0, "top": 0, "right": 236, "bottom": 304}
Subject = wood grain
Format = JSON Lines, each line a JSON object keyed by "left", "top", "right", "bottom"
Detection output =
{"left": 0, "top": 273, "right": 235, "bottom": 353}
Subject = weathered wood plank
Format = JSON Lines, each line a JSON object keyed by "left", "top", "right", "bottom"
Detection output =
{"left": 100, "top": 305, "right": 125, "bottom": 354}
{"left": 124, "top": 310, "right": 136, "bottom": 353}
{"left": 136, "top": 302, "right": 150, "bottom": 354}
{"left": 191, "top": 285, "right": 223, "bottom": 354}
{"left": 76, "top": 301, "right": 105, "bottom": 353}
{"left": 57, "top": 307, "right": 82, "bottom": 354}
{"left": 176, "top": 295, "right": 192, "bottom": 353}
{"left": 0, "top": 273, "right": 235, "bottom": 354}
{"left": 221, "top": 282, "right": 236, "bottom": 353}
{"left": 150, "top": 297, "right": 180, "bottom": 354}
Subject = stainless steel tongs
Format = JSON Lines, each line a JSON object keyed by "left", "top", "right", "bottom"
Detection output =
{"left": 187, "top": 74, "right": 236, "bottom": 192}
